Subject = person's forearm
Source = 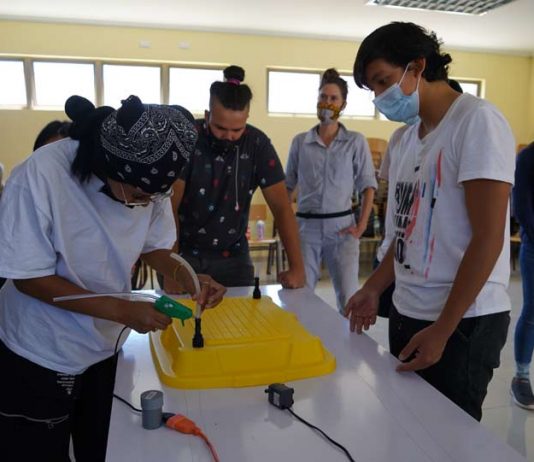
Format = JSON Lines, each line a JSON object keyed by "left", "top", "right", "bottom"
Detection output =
{"left": 357, "top": 188, "right": 375, "bottom": 229}
{"left": 434, "top": 232, "right": 505, "bottom": 336}
{"left": 287, "top": 188, "right": 297, "bottom": 203}
{"left": 142, "top": 249, "right": 179, "bottom": 280}
{"left": 14, "top": 276, "right": 123, "bottom": 322}
{"left": 276, "top": 208, "right": 304, "bottom": 272}
{"left": 363, "top": 241, "right": 395, "bottom": 294}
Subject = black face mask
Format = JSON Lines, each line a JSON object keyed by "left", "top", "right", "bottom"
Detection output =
{"left": 204, "top": 122, "right": 240, "bottom": 155}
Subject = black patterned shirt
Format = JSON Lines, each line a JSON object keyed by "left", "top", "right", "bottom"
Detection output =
{"left": 178, "top": 121, "right": 285, "bottom": 257}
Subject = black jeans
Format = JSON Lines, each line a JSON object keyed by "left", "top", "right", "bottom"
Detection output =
{"left": 0, "top": 340, "right": 118, "bottom": 462}
{"left": 181, "top": 252, "right": 255, "bottom": 287}
{"left": 372, "top": 257, "right": 394, "bottom": 318}
{"left": 389, "top": 305, "right": 510, "bottom": 421}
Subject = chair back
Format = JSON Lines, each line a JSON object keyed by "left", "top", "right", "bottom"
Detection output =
{"left": 367, "top": 138, "right": 388, "bottom": 170}
{"left": 249, "top": 203, "right": 267, "bottom": 221}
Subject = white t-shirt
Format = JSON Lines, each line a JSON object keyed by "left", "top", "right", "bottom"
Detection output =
{"left": 376, "top": 126, "right": 409, "bottom": 262}
{"left": 389, "top": 94, "right": 515, "bottom": 320}
{"left": 0, "top": 139, "right": 176, "bottom": 374}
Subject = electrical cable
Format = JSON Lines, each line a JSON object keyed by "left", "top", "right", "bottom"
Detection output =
{"left": 163, "top": 413, "right": 220, "bottom": 462}
{"left": 286, "top": 408, "right": 356, "bottom": 462}
{"left": 114, "top": 325, "right": 129, "bottom": 355}
{"left": 169, "top": 252, "right": 201, "bottom": 318}
{"left": 113, "top": 393, "right": 142, "bottom": 413}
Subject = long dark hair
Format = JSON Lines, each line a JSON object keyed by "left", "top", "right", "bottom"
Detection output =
{"left": 33, "top": 120, "right": 72, "bottom": 151}
{"left": 209, "top": 65, "right": 253, "bottom": 110}
{"left": 65, "top": 96, "right": 114, "bottom": 183}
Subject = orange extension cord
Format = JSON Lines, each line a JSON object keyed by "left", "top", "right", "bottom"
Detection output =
{"left": 165, "top": 414, "right": 220, "bottom": 462}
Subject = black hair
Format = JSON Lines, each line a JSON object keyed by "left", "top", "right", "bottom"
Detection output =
{"left": 447, "top": 78, "right": 464, "bottom": 93}
{"left": 65, "top": 95, "right": 114, "bottom": 183}
{"left": 209, "top": 65, "right": 253, "bottom": 111}
{"left": 320, "top": 68, "right": 348, "bottom": 101}
{"left": 353, "top": 22, "right": 452, "bottom": 89}
{"left": 33, "top": 120, "right": 72, "bottom": 151}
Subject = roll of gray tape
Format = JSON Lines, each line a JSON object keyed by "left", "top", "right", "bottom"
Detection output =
{"left": 140, "top": 390, "right": 163, "bottom": 429}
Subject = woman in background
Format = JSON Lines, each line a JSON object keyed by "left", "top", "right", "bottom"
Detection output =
{"left": 286, "top": 68, "right": 376, "bottom": 313}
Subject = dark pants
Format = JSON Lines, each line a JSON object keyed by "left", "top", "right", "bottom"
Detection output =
{"left": 389, "top": 305, "right": 510, "bottom": 421}
{"left": 0, "top": 340, "right": 118, "bottom": 462}
{"left": 515, "top": 235, "right": 534, "bottom": 367}
{"left": 372, "top": 257, "right": 394, "bottom": 318}
{"left": 181, "top": 252, "right": 255, "bottom": 287}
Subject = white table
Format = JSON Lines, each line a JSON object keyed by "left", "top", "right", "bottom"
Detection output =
{"left": 108, "top": 286, "right": 526, "bottom": 462}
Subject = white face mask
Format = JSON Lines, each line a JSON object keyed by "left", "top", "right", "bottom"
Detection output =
{"left": 372, "top": 64, "right": 421, "bottom": 125}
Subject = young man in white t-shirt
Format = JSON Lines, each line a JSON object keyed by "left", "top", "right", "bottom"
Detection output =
{"left": 346, "top": 22, "right": 515, "bottom": 421}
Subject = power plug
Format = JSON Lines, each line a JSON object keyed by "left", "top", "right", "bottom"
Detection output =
{"left": 265, "top": 383, "right": 294, "bottom": 409}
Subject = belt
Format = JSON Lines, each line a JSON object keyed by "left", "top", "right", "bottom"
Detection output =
{"left": 296, "top": 209, "right": 353, "bottom": 219}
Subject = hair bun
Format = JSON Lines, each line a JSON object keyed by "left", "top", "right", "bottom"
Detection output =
{"left": 116, "top": 95, "right": 145, "bottom": 132}
{"left": 224, "top": 65, "right": 245, "bottom": 83}
{"left": 322, "top": 68, "right": 340, "bottom": 80}
{"left": 65, "top": 95, "right": 95, "bottom": 123}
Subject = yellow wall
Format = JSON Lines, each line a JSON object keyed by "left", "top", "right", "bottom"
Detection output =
{"left": 1, "top": 19, "right": 533, "bottom": 178}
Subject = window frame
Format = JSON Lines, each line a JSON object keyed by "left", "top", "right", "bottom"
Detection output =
{"left": 266, "top": 68, "right": 322, "bottom": 117}
{"left": 0, "top": 58, "right": 30, "bottom": 109}
{"left": 168, "top": 65, "right": 225, "bottom": 114}
{"left": 31, "top": 58, "right": 97, "bottom": 109}
{"left": 451, "top": 77, "right": 485, "bottom": 98}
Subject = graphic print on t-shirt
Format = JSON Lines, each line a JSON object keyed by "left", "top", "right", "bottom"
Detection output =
{"left": 394, "top": 150, "right": 442, "bottom": 279}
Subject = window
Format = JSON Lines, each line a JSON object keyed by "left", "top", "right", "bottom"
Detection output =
{"left": 0, "top": 60, "right": 26, "bottom": 107}
{"left": 268, "top": 71, "right": 319, "bottom": 114}
{"left": 343, "top": 75, "right": 376, "bottom": 118}
{"left": 33, "top": 61, "right": 95, "bottom": 108}
{"left": 169, "top": 67, "right": 223, "bottom": 114}
{"left": 456, "top": 79, "right": 483, "bottom": 97}
{"left": 103, "top": 64, "right": 161, "bottom": 107}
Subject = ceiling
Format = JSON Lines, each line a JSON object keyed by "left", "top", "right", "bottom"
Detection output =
{"left": 1, "top": 0, "right": 533, "bottom": 55}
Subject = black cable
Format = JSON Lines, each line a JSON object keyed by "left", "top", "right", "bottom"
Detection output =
{"left": 113, "top": 393, "right": 142, "bottom": 413}
{"left": 112, "top": 325, "right": 140, "bottom": 412}
{"left": 286, "top": 408, "right": 356, "bottom": 462}
{"left": 114, "top": 325, "right": 129, "bottom": 355}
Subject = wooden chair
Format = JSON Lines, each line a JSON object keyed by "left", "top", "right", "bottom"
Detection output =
{"left": 366, "top": 137, "right": 388, "bottom": 170}
{"left": 248, "top": 204, "right": 280, "bottom": 276}
{"left": 366, "top": 138, "right": 388, "bottom": 239}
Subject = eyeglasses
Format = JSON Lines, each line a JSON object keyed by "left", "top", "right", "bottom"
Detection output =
{"left": 119, "top": 183, "right": 174, "bottom": 207}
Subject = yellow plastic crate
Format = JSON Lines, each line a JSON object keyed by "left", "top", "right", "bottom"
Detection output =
{"left": 149, "top": 296, "right": 336, "bottom": 389}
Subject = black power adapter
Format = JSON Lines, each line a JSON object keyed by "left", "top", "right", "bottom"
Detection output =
{"left": 263, "top": 383, "right": 356, "bottom": 461}
{"left": 265, "top": 383, "right": 294, "bottom": 409}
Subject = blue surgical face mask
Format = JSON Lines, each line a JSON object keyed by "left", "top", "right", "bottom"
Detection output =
{"left": 373, "top": 65, "right": 421, "bottom": 125}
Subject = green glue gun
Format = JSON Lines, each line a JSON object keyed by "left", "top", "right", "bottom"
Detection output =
{"left": 154, "top": 295, "right": 193, "bottom": 325}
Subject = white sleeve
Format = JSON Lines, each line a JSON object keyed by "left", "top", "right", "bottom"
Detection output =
{"left": 455, "top": 104, "right": 515, "bottom": 185}
{"left": 378, "top": 147, "right": 391, "bottom": 181}
{"left": 0, "top": 181, "right": 57, "bottom": 279}
{"left": 141, "top": 198, "right": 177, "bottom": 253}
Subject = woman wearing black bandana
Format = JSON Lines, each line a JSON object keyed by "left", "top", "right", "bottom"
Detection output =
{"left": 164, "top": 65, "right": 306, "bottom": 290}
{"left": 0, "top": 95, "right": 225, "bottom": 461}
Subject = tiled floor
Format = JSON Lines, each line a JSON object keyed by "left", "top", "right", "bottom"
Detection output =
{"left": 252, "top": 255, "right": 534, "bottom": 461}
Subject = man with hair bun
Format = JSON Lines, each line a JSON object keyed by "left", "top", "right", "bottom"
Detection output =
{"left": 166, "top": 65, "right": 306, "bottom": 289}
{"left": 346, "top": 22, "right": 515, "bottom": 420}
{"left": 286, "top": 68, "right": 376, "bottom": 313}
